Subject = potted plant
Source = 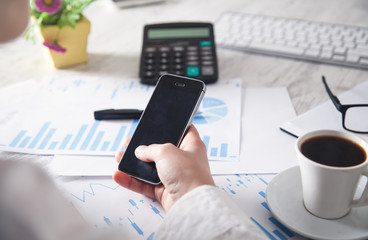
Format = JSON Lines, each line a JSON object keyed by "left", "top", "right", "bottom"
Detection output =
{"left": 24, "top": 0, "right": 96, "bottom": 68}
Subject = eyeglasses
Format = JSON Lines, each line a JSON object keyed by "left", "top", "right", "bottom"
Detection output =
{"left": 322, "top": 76, "right": 368, "bottom": 134}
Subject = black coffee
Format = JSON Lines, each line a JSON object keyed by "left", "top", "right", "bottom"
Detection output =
{"left": 301, "top": 136, "right": 366, "bottom": 167}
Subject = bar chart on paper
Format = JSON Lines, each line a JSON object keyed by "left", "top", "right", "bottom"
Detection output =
{"left": 0, "top": 76, "right": 241, "bottom": 160}
{"left": 4, "top": 119, "right": 139, "bottom": 155}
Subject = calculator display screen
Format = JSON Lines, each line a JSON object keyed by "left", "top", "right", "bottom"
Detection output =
{"left": 148, "top": 27, "right": 210, "bottom": 39}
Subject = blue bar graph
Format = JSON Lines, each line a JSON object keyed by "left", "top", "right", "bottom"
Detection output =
{"left": 269, "top": 217, "right": 294, "bottom": 237}
{"left": 91, "top": 131, "right": 104, "bottom": 151}
{"left": 127, "top": 120, "right": 139, "bottom": 137}
{"left": 250, "top": 217, "right": 277, "bottom": 240}
{"left": 70, "top": 124, "right": 88, "bottom": 150}
{"left": 9, "top": 130, "right": 26, "bottom": 147}
{"left": 60, "top": 134, "right": 73, "bottom": 150}
{"left": 28, "top": 122, "right": 51, "bottom": 149}
{"left": 19, "top": 136, "right": 31, "bottom": 148}
{"left": 202, "top": 136, "right": 210, "bottom": 151}
{"left": 220, "top": 143, "right": 228, "bottom": 157}
{"left": 202, "top": 136, "right": 230, "bottom": 158}
{"left": 81, "top": 121, "right": 100, "bottom": 150}
{"left": 39, "top": 128, "right": 56, "bottom": 149}
{"left": 49, "top": 141, "right": 58, "bottom": 150}
{"left": 210, "top": 147, "right": 218, "bottom": 157}
{"left": 5, "top": 119, "right": 150, "bottom": 155}
{"left": 111, "top": 88, "right": 118, "bottom": 99}
{"left": 111, "top": 126, "right": 127, "bottom": 151}
{"left": 101, "top": 141, "right": 110, "bottom": 151}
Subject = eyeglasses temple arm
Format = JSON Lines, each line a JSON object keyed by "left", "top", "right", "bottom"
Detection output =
{"left": 321, "top": 76, "right": 343, "bottom": 111}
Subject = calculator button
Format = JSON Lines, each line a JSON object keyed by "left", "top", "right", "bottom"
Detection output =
{"left": 159, "top": 46, "right": 170, "bottom": 52}
{"left": 160, "top": 59, "right": 169, "bottom": 64}
{"left": 145, "top": 65, "right": 154, "bottom": 70}
{"left": 200, "top": 46, "right": 212, "bottom": 50}
{"left": 200, "top": 41, "right": 212, "bottom": 47}
{"left": 160, "top": 65, "right": 169, "bottom": 70}
{"left": 187, "top": 46, "right": 198, "bottom": 51}
{"left": 159, "top": 71, "right": 168, "bottom": 75}
{"left": 174, "top": 52, "right": 184, "bottom": 57}
{"left": 173, "top": 46, "right": 185, "bottom": 51}
{"left": 160, "top": 52, "right": 170, "bottom": 58}
{"left": 174, "top": 58, "right": 183, "bottom": 64}
{"left": 144, "top": 71, "right": 155, "bottom": 77}
{"left": 187, "top": 61, "right": 199, "bottom": 66}
{"left": 187, "top": 66, "right": 199, "bottom": 77}
{"left": 145, "top": 59, "right": 155, "bottom": 64}
{"left": 187, "top": 51, "right": 198, "bottom": 56}
{"left": 201, "top": 66, "right": 214, "bottom": 76}
{"left": 200, "top": 51, "right": 212, "bottom": 56}
{"left": 202, "top": 60, "right": 213, "bottom": 65}
{"left": 174, "top": 70, "right": 184, "bottom": 75}
{"left": 202, "top": 56, "right": 213, "bottom": 60}
{"left": 187, "top": 56, "right": 198, "bottom": 61}
{"left": 145, "top": 47, "right": 156, "bottom": 52}
{"left": 145, "top": 52, "right": 156, "bottom": 58}
{"left": 173, "top": 64, "right": 184, "bottom": 70}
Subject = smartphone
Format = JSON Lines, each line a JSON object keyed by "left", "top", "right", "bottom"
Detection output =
{"left": 118, "top": 74, "right": 206, "bottom": 185}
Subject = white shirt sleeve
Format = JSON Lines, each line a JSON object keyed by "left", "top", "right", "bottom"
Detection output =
{"left": 154, "top": 185, "right": 268, "bottom": 240}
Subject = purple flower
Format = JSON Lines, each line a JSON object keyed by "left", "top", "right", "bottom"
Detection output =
{"left": 43, "top": 41, "right": 66, "bottom": 53}
{"left": 35, "top": 0, "right": 62, "bottom": 15}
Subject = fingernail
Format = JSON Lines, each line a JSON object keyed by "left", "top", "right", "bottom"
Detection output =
{"left": 135, "top": 145, "right": 145, "bottom": 156}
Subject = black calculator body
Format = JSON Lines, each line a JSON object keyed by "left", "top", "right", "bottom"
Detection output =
{"left": 139, "top": 22, "right": 218, "bottom": 85}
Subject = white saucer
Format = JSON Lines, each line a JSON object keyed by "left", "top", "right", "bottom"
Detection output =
{"left": 266, "top": 166, "right": 368, "bottom": 240}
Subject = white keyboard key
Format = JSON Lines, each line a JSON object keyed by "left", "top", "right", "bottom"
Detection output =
{"left": 215, "top": 12, "right": 368, "bottom": 69}
{"left": 305, "top": 49, "right": 320, "bottom": 57}
{"left": 249, "top": 41, "right": 304, "bottom": 55}
{"left": 332, "top": 55, "right": 345, "bottom": 61}
{"left": 321, "top": 51, "right": 333, "bottom": 59}
{"left": 346, "top": 54, "right": 360, "bottom": 63}
{"left": 360, "top": 58, "right": 368, "bottom": 65}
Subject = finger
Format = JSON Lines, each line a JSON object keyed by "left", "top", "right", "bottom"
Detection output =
{"left": 135, "top": 144, "right": 177, "bottom": 163}
{"left": 115, "top": 151, "right": 124, "bottom": 163}
{"left": 123, "top": 137, "right": 131, "bottom": 149}
{"left": 113, "top": 171, "right": 156, "bottom": 199}
{"left": 180, "top": 125, "right": 206, "bottom": 152}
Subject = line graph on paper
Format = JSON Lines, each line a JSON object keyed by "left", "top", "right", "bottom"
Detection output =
{"left": 0, "top": 76, "right": 241, "bottom": 161}
{"left": 62, "top": 174, "right": 303, "bottom": 240}
{"left": 64, "top": 179, "right": 164, "bottom": 240}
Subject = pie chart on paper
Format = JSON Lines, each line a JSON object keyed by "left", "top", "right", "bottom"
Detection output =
{"left": 193, "top": 97, "right": 228, "bottom": 124}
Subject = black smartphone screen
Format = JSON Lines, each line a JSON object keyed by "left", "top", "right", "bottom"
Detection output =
{"left": 119, "top": 74, "right": 205, "bottom": 184}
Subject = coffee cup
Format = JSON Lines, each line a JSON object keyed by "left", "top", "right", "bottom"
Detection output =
{"left": 296, "top": 129, "right": 368, "bottom": 219}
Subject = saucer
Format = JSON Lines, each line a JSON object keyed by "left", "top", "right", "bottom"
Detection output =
{"left": 266, "top": 166, "right": 368, "bottom": 240}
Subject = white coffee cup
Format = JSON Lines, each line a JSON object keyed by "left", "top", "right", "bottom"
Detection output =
{"left": 296, "top": 129, "right": 368, "bottom": 219}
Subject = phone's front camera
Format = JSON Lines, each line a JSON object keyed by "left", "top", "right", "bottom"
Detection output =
{"left": 175, "top": 82, "right": 186, "bottom": 87}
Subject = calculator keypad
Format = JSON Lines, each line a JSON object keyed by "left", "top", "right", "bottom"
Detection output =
{"left": 141, "top": 41, "right": 217, "bottom": 84}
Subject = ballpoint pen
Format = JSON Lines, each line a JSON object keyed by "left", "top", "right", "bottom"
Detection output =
{"left": 94, "top": 109, "right": 202, "bottom": 120}
{"left": 94, "top": 109, "right": 144, "bottom": 120}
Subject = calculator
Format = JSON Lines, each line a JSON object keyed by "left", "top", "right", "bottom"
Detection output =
{"left": 139, "top": 22, "right": 218, "bottom": 85}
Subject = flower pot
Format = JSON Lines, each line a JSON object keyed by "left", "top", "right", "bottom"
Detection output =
{"left": 39, "top": 15, "right": 90, "bottom": 68}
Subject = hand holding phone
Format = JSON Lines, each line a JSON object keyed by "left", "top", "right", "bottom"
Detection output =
{"left": 118, "top": 74, "right": 206, "bottom": 185}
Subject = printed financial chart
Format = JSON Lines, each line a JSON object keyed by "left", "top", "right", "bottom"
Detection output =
{"left": 0, "top": 76, "right": 241, "bottom": 161}
{"left": 61, "top": 174, "right": 303, "bottom": 240}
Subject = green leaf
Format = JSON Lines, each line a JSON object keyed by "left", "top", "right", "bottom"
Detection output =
{"left": 58, "top": 11, "right": 81, "bottom": 29}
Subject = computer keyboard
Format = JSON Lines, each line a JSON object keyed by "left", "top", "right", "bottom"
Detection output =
{"left": 215, "top": 12, "right": 368, "bottom": 70}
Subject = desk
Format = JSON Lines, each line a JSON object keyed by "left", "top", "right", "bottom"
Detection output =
{"left": 1, "top": 0, "right": 368, "bottom": 114}
{"left": 0, "top": 0, "right": 367, "bottom": 239}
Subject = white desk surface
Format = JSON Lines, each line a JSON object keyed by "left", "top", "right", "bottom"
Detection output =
{"left": 0, "top": 0, "right": 368, "bottom": 239}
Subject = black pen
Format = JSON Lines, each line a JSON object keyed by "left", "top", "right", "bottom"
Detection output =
{"left": 94, "top": 109, "right": 143, "bottom": 120}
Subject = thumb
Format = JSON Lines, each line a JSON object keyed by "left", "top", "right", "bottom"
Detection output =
{"left": 135, "top": 144, "right": 178, "bottom": 163}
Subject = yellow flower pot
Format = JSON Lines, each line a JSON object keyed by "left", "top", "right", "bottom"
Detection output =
{"left": 40, "top": 15, "right": 90, "bottom": 68}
